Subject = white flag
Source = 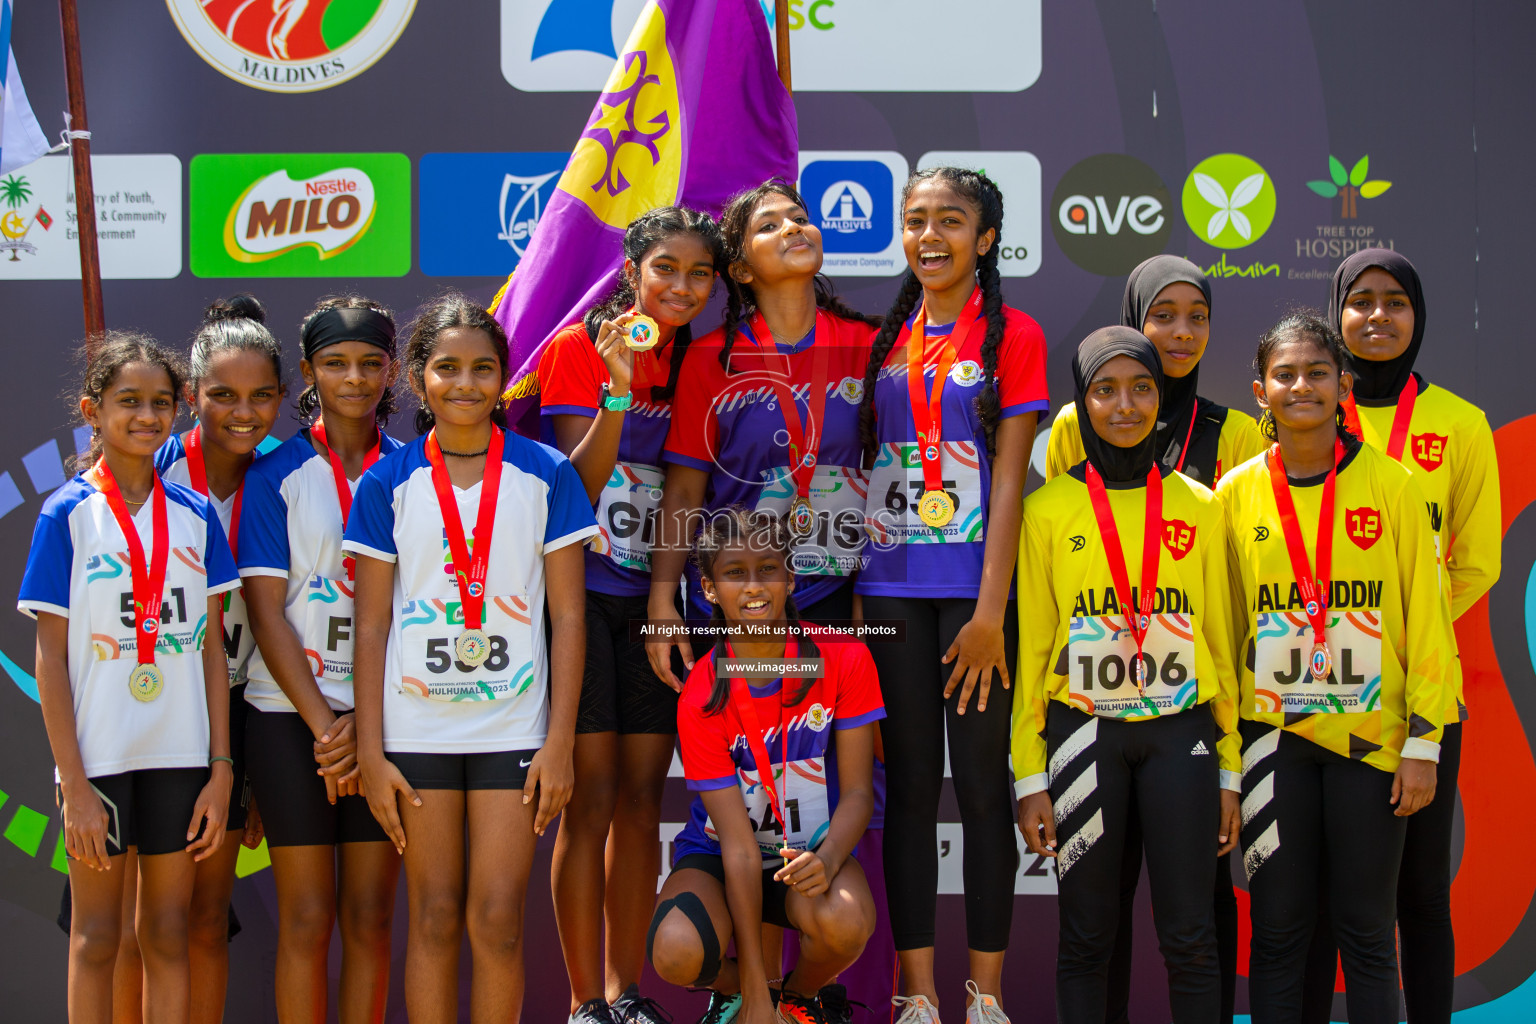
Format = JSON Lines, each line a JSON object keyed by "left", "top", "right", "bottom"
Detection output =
{"left": 1, "top": 1, "right": 50, "bottom": 176}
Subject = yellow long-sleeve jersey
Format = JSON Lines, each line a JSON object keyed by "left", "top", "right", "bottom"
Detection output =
{"left": 1045, "top": 398, "right": 1268, "bottom": 488}
{"left": 1216, "top": 442, "right": 1451, "bottom": 774}
{"left": 1012, "top": 467, "right": 1242, "bottom": 797}
{"left": 1351, "top": 378, "right": 1501, "bottom": 722}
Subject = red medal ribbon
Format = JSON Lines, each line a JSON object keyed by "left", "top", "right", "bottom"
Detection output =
{"left": 311, "top": 419, "right": 383, "bottom": 580}
{"left": 424, "top": 427, "right": 505, "bottom": 632}
{"left": 903, "top": 287, "right": 982, "bottom": 494}
{"left": 1085, "top": 461, "right": 1163, "bottom": 694}
{"left": 750, "top": 311, "right": 832, "bottom": 504}
{"left": 184, "top": 426, "right": 244, "bottom": 558}
{"left": 724, "top": 638, "right": 814, "bottom": 855}
{"left": 95, "top": 459, "right": 169, "bottom": 668}
{"left": 1341, "top": 376, "right": 1417, "bottom": 462}
{"left": 1266, "top": 438, "right": 1345, "bottom": 652}
{"left": 1170, "top": 402, "right": 1198, "bottom": 474}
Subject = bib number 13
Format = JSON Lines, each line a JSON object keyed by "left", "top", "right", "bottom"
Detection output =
{"left": 424, "top": 635, "right": 511, "bottom": 674}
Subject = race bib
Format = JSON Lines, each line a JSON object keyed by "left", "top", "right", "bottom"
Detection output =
{"left": 1252, "top": 609, "right": 1383, "bottom": 715}
{"left": 301, "top": 574, "right": 356, "bottom": 682}
{"left": 398, "top": 594, "right": 535, "bottom": 703}
{"left": 864, "top": 441, "right": 986, "bottom": 545}
{"left": 705, "top": 755, "right": 833, "bottom": 863}
{"left": 1066, "top": 612, "right": 1200, "bottom": 719}
{"left": 754, "top": 463, "right": 869, "bottom": 576}
{"left": 592, "top": 462, "right": 663, "bottom": 573}
{"left": 86, "top": 548, "right": 207, "bottom": 662}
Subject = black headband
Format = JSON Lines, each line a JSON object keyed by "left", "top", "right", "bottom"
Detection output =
{"left": 301, "top": 307, "right": 396, "bottom": 360}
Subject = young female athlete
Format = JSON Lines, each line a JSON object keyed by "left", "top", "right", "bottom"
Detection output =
{"left": 1299, "top": 250, "right": 1501, "bottom": 1024}
{"left": 348, "top": 295, "right": 596, "bottom": 1023}
{"left": 23, "top": 333, "right": 238, "bottom": 1024}
{"left": 1217, "top": 312, "right": 1449, "bottom": 1024}
{"left": 154, "top": 294, "right": 285, "bottom": 1022}
{"left": 1014, "top": 327, "right": 1239, "bottom": 1024}
{"left": 647, "top": 507, "right": 881, "bottom": 1024}
{"left": 540, "top": 206, "right": 724, "bottom": 1024}
{"left": 645, "top": 179, "right": 880, "bottom": 686}
{"left": 1045, "top": 256, "right": 1264, "bottom": 1023}
{"left": 853, "top": 166, "right": 1048, "bottom": 1021}
{"left": 238, "top": 296, "right": 404, "bottom": 1022}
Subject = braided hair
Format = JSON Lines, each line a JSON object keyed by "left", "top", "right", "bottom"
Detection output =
{"left": 857, "top": 167, "right": 1007, "bottom": 464}
{"left": 716, "top": 179, "right": 881, "bottom": 374}
{"left": 297, "top": 295, "right": 399, "bottom": 424}
{"left": 582, "top": 206, "right": 724, "bottom": 402}
{"left": 1252, "top": 310, "right": 1355, "bottom": 445}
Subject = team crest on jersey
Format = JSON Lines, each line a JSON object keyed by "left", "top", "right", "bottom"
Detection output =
{"left": 949, "top": 360, "right": 983, "bottom": 386}
{"left": 837, "top": 376, "right": 864, "bottom": 404}
{"left": 1162, "top": 519, "right": 1196, "bottom": 560}
{"left": 806, "top": 703, "right": 829, "bottom": 731}
{"left": 1410, "top": 432, "right": 1448, "bottom": 472}
{"left": 1346, "top": 507, "right": 1382, "bottom": 550}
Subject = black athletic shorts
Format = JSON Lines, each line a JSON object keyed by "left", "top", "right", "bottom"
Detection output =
{"left": 79, "top": 767, "right": 209, "bottom": 857}
{"left": 390, "top": 749, "right": 540, "bottom": 790}
{"left": 673, "top": 852, "right": 792, "bottom": 929}
{"left": 225, "top": 683, "right": 250, "bottom": 831}
{"left": 245, "top": 707, "right": 388, "bottom": 848}
{"left": 579, "top": 590, "right": 680, "bottom": 735}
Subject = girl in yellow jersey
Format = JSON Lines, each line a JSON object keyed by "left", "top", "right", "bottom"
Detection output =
{"left": 1045, "top": 255, "right": 1266, "bottom": 489}
{"left": 1217, "top": 312, "right": 1448, "bottom": 1024}
{"left": 1013, "top": 327, "right": 1241, "bottom": 1023}
{"left": 1295, "top": 250, "right": 1501, "bottom": 1024}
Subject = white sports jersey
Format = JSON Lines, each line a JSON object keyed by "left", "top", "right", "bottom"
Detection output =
{"left": 342, "top": 429, "right": 597, "bottom": 754}
{"left": 19, "top": 474, "right": 240, "bottom": 777}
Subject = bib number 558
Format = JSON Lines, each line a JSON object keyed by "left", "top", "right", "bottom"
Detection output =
{"left": 423, "top": 635, "right": 510, "bottom": 674}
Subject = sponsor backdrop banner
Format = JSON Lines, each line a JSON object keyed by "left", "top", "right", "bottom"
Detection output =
{"left": 0, "top": 1, "right": 1533, "bottom": 1019}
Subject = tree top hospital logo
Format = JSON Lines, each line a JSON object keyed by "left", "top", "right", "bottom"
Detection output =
{"left": 1050, "top": 154, "right": 1172, "bottom": 276}
{"left": 166, "top": 0, "right": 416, "bottom": 93}
{"left": 1182, "top": 153, "right": 1277, "bottom": 250}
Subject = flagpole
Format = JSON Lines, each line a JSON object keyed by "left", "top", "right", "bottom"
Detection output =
{"left": 58, "top": 0, "right": 104, "bottom": 353}
{"left": 774, "top": 0, "right": 792, "bottom": 92}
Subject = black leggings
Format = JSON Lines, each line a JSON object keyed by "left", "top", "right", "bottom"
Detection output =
{"left": 1242, "top": 723, "right": 1407, "bottom": 1024}
{"left": 1046, "top": 702, "right": 1221, "bottom": 1023}
{"left": 862, "top": 595, "right": 1017, "bottom": 952}
{"left": 1300, "top": 721, "right": 1463, "bottom": 1024}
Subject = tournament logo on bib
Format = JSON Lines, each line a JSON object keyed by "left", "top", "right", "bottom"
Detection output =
{"left": 1411, "top": 432, "right": 1448, "bottom": 472}
{"left": 1346, "top": 507, "right": 1382, "bottom": 550}
{"left": 166, "top": 0, "right": 417, "bottom": 93}
{"left": 1162, "top": 519, "right": 1196, "bottom": 560}
{"left": 806, "top": 703, "right": 829, "bottom": 731}
{"left": 949, "top": 360, "right": 983, "bottom": 386}
{"left": 837, "top": 376, "right": 864, "bottom": 404}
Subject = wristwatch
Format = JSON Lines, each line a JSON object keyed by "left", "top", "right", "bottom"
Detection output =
{"left": 601, "top": 383, "right": 633, "bottom": 411}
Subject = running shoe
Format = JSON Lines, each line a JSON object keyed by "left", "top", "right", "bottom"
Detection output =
{"left": 962, "top": 982, "right": 1009, "bottom": 1024}
{"left": 692, "top": 991, "right": 742, "bottom": 1024}
{"left": 891, "top": 994, "right": 941, "bottom": 1024}
{"left": 614, "top": 985, "right": 673, "bottom": 1024}
{"left": 775, "top": 987, "right": 828, "bottom": 1024}
{"left": 817, "top": 983, "right": 865, "bottom": 1024}
{"left": 570, "top": 998, "right": 617, "bottom": 1024}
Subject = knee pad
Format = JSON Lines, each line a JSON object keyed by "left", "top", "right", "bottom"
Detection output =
{"left": 648, "top": 891, "right": 721, "bottom": 987}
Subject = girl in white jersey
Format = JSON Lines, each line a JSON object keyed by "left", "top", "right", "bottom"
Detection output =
{"left": 348, "top": 295, "right": 596, "bottom": 1022}
{"left": 238, "top": 295, "right": 404, "bottom": 1022}
{"left": 22, "top": 334, "right": 238, "bottom": 1023}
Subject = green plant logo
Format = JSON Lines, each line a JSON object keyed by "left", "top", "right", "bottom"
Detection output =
{"left": 1, "top": 175, "right": 33, "bottom": 209}
{"left": 1306, "top": 155, "right": 1391, "bottom": 219}
{"left": 1181, "top": 154, "right": 1276, "bottom": 250}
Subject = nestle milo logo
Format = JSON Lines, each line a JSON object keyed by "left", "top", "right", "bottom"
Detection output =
{"left": 226, "top": 168, "right": 376, "bottom": 261}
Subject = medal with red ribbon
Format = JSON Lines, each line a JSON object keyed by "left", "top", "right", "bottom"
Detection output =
{"left": 1084, "top": 461, "right": 1163, "bottom": 694}
{"left": 311, "top": 419, "right": 383, "bottom": 580}
{"left": 905, "top": 288, "right": 983, "bottom": 529}
{"left": 95, "top": 459, "right": 170, "bottom": 702}
{"left": 184, "top": 426, "right": 244, "bottom": 558}
{"left": 1168, "top": 402, "right": 1199, "bottom": 474}
{"left": 750, "top": 312, "right": 831, "bottom": 540}
{"left": 1341, "top": 376, "right": 1417, "bottom": 462}
{"left": 425, "top": 427, "right": 505, "bottom": 668}
{"left": 1267, "top": 438, "right": 1345, "bottom": 681}
{"left": 725, "top": 641, "right": 806, "bottom": 862}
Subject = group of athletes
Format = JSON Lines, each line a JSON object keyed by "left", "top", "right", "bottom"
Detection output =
{"left": 22, "top": 165, "right": 1499, "bottom": 1024}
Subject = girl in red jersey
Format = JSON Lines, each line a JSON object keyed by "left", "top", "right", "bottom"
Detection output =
{"left": 647, "top": 508, "right": 881, "bottom": 1024}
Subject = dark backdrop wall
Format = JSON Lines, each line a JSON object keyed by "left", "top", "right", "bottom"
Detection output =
{"left": 1, "top": 2, "right": 1534, "bottom": 1019}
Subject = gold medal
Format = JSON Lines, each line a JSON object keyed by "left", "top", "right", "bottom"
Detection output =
{"left": 456, "top": 629, "right": 491, "bottom": 668}
{"left": 917, "top": 489, "right": 955, "bottom": 529}
{"left": 624, "top": 314, "right": 660, "bottom": 351}
{"left": 1309, "top": 640, "right": 1332, "bottom": 682}
{"left": 788, "top": 495, "right": 816, "bottom": 539}
{"left": 128, "top": 663, "right": 164, "bottom": 703}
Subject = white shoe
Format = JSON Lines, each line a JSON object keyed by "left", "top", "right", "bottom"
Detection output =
{"left": 963, "top": 981, "right": 1009, "bottom": 1024}
{"left": 892, "top": 994, "right": 941, "bottom": 1024}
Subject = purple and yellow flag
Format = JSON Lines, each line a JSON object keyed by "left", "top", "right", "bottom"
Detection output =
{"left": 493, "top": 0, "right": 797, "bottom": 433}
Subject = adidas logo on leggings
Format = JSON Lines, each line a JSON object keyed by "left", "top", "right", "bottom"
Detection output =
{"left": 1190, "top": 740, "right": 1210, "bottom": 756}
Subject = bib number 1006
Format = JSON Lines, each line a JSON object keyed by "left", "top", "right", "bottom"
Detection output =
{"left": 1076, "top": 649, "right": 1189, "bottom": 691}
{"left": 423, "top": 635, "right": 511, "bottom": 674}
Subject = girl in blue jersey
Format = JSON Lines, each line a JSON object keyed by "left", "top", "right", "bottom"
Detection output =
{"left": 238, "top": 295, "right": 404, "bottom": 1023}
{"left": 647, "top": 507, "right": 882, "bottom": 1024}
{"left": 854, "top": 167, "right": 1049, "bottom": 1022}
{"left": 22, "top": 334, "right": 239, "bottom": 1023}
{"left": 348, "top": 295, "right": 596, "bottom": 1023}
{"left": 540, "top": 207, "right": 724, "bottom": 1024}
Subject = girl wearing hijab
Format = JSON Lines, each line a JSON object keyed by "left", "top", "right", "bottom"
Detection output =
{"left": 1299, "top": 250, "right": 1501, "bottom": 1024}
{"left": 1046, "top": 255, "right": 1266, "bottom": 488}
{"left": 1014, "top": 327, "right": 1240, "bottom": 1023}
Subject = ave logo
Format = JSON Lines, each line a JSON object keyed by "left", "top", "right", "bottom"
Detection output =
{"left": 1050, "top": 154, "right": 1172, "bottom": 276}
{"left": 1411, "top": 433, "right": 1448, "bottom": 472}
{"left": 1346, "top": 507, "right": 1382, "bottom": 550}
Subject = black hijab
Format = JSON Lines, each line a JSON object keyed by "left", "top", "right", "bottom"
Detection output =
{"left": 1327, "top": 249, "right": 1425, "bottom": 402}
{"left": 1121, "top": 255, "right": 1212, "bottom": 463}
{"left": 1073, "top": 326, "right": 1164, "bottom": 483}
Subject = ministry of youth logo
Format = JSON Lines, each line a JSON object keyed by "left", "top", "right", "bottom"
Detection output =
{"left": 498, "top": 171, "right": 561, "bottom": 258}
{"left": 820, "top": 181, "right": 874, "bottom": 234}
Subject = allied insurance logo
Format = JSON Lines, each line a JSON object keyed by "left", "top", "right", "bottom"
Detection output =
{"left": 419, "top": 152, "right": 569, "bottom": 277}
{"left": 1050, "top": 154, "right": 1172, "bottom": 276}
{"left": 166, "top": 0, "right": 416, "bottom": 93}
{"left": 799, "top": 151, "right": 906, "bottom": 277}
{"left": 190, "top": 153, "right": 410, "bottom": 278}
